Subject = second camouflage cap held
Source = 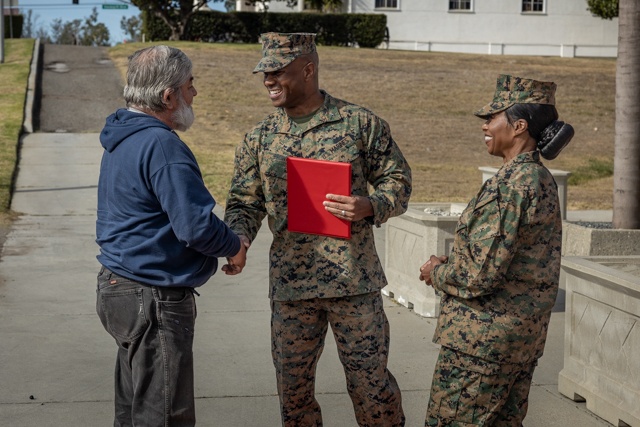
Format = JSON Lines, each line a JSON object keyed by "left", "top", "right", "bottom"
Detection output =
{"left": 253, "top": 32, "right": 317, "bottom": 74}
{"left": 474, "top": 74, "right": 557, "bottom": 118}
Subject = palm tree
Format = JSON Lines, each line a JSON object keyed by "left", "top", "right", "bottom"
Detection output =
{"left": 612, "top": 0, "right": 640, "bottom": 229}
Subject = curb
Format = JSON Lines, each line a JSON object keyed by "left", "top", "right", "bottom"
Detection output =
{"left": 22, "top": 38, "right": 41, "bottom": 134}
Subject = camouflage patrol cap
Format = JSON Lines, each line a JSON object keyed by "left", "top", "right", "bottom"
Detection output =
{"left": 474, "top": 74, "right": 557, "bottom": 118}
{"left": 253, "top": 32, "right": 317, "bottom": 74}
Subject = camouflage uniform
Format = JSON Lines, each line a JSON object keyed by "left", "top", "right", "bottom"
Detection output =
{"left": 427, "top": 151, "right": 562, "bottom": 426}
{"left": 225, "top": 33, "right": 411, "bottom": 427}
{"left": 225, "top": 90, "right": 411, "bottom": 301}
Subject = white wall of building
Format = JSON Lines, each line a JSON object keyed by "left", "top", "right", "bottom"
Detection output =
{"left": 353, "top": 0, "right": 618, "bottom": 57}
{"left": 234, "top": 0, "right": 618, "bottom": 58}
{"left": 245, "top": 1, "right": 304, "bottom": 12}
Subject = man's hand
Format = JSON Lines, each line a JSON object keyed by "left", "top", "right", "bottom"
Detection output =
{"left": 222, "top": 235, "right": 251, "bottom": 275}
{"left": 419, "top": 255, "right": 448, "bottom": 286}
{"left": 238, "top": 235, "right": 251, "bottom": 251}
{"left": 323, "top": 194, "right": 374, "bottom": 222}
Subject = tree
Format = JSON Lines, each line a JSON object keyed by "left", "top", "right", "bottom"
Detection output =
{"left": 80, "top": 8, "right": 111, "bottom": 46}
{"left": 611, "top": 0, "right": 640, "bottom": 228}
{"left": 128, "top": 0, "right": 223, "bottom": 41}
{"left": 305, "top": 0, "right": 343, "bottom": 12}
{"left": 586, "top": 0, "right": 619, "bottom": 19}
{"left": 35, "top": 27, "right": 52, "bottom": 44}
{"left": 589, "top": 0, "right": 639, "bottom": 229}
{"left": 21, "top": 9, "right": 37, "bottom": 38}
{"left": 121, "top": 15, "right": 142, "bottom": 42}
{"left": 21, "top": 8, "right": 52, "bottom": 41}
{"left": 49, "top": 8, "right": 110, "bottom": 46}
{"left": 50, "top": 18, "right": 83, "bottom": 45}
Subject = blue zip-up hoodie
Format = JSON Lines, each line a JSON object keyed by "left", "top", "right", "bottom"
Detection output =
{"left": 96, "top": 108, "right": 241, "bottom": 287}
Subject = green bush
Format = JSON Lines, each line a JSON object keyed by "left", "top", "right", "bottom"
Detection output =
{"left": 348, "top": 14, "right": 387, "bottom": 48}
{"left": 232, "top": 12, "right": 267, "bottom": 42}
{"left": 189, "top": 11, "right": 240, "bottom": 42}
{"left": 316, "top": 14, "right": 351, "bottom": 46}
{"left": 145, "top": 10, "right": 386, "bottom": 48}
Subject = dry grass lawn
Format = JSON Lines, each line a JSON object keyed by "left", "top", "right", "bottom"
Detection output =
{"left": 109, "top": 42, "right": 616, "bottom": 210}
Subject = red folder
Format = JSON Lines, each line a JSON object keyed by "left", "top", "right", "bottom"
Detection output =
{"left": 287, "top": 157, "right": 352, "bottom": 239}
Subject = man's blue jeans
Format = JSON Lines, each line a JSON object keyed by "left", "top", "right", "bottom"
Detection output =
{"left": 96, "top": 267, "right": 197, "bottom": 427}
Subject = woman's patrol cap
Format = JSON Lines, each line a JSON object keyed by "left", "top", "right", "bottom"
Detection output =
{"left": 253, "top": 32, "right": 317, "bottom": 74}
{"left": 475, "top": 74, "right": 557, "bottom": 118}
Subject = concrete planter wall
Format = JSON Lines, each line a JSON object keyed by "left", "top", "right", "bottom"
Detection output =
{"left": 562, "top": 222, "right": 640, "bottom": 256}
{"left": 383, "top": 203, "right": 463, "bottom": 317}
{"left": 558, "top": 256, "right": 640, "bottom": 427}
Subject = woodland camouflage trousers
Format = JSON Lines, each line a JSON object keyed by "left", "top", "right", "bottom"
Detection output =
{"left": 271, "top": 291, "right": 405, "bottom": 427}
{"left": 426, "top": 346, "right": 537, "bottom": 427}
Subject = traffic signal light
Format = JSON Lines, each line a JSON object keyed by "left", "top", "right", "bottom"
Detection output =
{"left": 73, "top": 0, "right": 78, "bottom": 4}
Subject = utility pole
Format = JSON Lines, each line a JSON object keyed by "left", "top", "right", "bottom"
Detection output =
{"left": 8, "top": 0, "right": 13, "bottom": 39}
{"left": 1, "top": 0, "right": 5, "bottom": 64}
{"left": 7, "top": 0, "right": 12, "bottom": 40}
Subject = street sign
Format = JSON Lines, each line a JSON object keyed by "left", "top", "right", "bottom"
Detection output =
{"left": 102, "top": 4, "right": 128, "bottom": 9}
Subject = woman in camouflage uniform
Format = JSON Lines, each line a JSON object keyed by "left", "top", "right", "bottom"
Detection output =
{"left": 419, "top": 74, "right": 574, "bottom": 426}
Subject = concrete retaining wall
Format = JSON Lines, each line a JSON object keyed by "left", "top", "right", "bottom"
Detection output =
{"left": 558, "top": 256, "right": 640, "bottom": 427}
{"left": 562, "top": 222, "right": 640, "bottom": 256}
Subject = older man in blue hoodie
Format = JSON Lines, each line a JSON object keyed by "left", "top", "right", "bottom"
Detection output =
{"left": 95, "top": 45, "right": 247, "bottom": 426}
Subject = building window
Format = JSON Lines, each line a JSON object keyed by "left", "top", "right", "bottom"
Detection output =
{"left": 375, "top": 0, "right": 399, "bottom": 9}
{"left": 522, "top": 0, "right": 545, "bottom": 12}
{"left": 449, "top": 0, "right": 472, "bottom": 11}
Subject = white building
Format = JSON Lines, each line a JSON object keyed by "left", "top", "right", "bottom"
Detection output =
{"left": 235, "top": 0, "right": 618, "bottom": 58}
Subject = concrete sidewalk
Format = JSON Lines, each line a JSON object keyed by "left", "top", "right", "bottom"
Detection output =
{"left": 0, "top": 132, "right": 614, "bottom": 427}
{"left": 0, "top": 44, "right": 614, "bottom": 426}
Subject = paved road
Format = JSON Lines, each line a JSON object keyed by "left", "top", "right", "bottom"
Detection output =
{"left": 39, "top": 44, "right": 124, "bottom": 133}
{"left": 0, "top": 44, "right": 613, "bottom": 426}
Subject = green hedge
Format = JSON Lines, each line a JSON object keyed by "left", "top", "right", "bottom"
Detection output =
{"left": 4, "top": 15, "right": 24, "bottom": 39}
{"left": 144, "top": 11, "right": 386, "bottom": 48}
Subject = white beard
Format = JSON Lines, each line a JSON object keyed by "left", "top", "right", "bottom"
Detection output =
{"left": 172, "top": 94, "right": 195, "bottom": 132}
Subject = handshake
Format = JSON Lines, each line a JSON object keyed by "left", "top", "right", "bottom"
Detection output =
{"left": 222, "top": 234, "right": 251, "bottom": 275}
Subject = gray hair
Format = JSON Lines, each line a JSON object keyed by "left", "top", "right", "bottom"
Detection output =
{"left": 123, "top": 45, "right": 192, "bottom": 112}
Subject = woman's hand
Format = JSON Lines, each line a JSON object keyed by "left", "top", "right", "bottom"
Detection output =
{"left": 419, "top": 255, "right": 449, "bottom": 286}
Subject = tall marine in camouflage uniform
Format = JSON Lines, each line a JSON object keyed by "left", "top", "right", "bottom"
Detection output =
{"left": 419, "top": 75, "right": 574, "bottom": 426}
{"left": 224, "top": 33, "right": 411, "bottom": 426}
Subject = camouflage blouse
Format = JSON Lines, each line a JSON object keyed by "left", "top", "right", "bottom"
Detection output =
{"left": 431, "top": 151, "right": 562, "bottom": 365}
{"left": 224, "top": 92, "right": 412, "bottom": 301}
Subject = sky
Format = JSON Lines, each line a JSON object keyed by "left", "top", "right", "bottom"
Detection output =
{"left": 9, "top": 0, "right": 227, "bottom": 45}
